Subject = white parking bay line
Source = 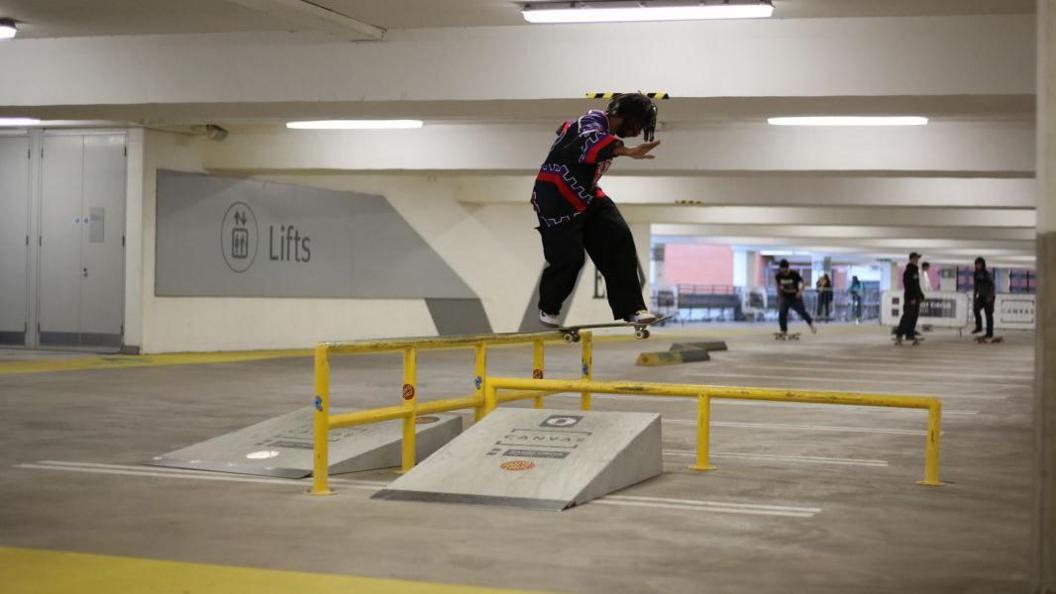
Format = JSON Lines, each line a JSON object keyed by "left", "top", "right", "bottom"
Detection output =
{"left": 19, "top": 461, "right": 819, "bottom": 518}
{"left": 664, "top": 419, "right": 930, "bottom": 436}
{"left": 597, "top": 495, "right": 820, "bottom": 518}
{"left": 663, "top": 449, "right": 889, "bottom": 467}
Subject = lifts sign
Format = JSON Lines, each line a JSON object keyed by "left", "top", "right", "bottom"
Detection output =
{"left": 221, "top": 202, "right": 311, "bottom": 274}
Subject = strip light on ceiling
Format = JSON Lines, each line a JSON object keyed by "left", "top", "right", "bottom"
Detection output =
{"left": 0, "top": 118, "right": 39, "bottom": 127}
{"left": 0, "top": 18, "right": 17, "bottom": 39}
{"left": 767, "top": 116, "right": 929, "bottom": 127}
{"left": 522, "top": 1, "right": 774, "bottom": 23}
{"left": 286, "top": 120, "right": 424, "bottom": 130}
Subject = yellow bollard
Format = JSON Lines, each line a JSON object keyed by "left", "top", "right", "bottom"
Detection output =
{"left": 532, "top": 339, "right": 545, "bottom": 409}
{"left": 400, "top": 347, "right": 417, "bottom": 473}
{"left": 310, "top": 344, "right": 334, "bottom": 495}
{"left": 691, "top": 393, "right": 716, "bottom": 471}
{"left": 473, "top": 342, "right": 487, "bottom": 421}
{"left": 919, "top": 399, "right": 943, "bottom": 486}
{"left": 580, "top": 331, "right": 593, "bottom": 411}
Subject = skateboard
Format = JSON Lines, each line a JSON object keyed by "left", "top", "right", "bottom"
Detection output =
{"left": 558, "top": 314, "right": 673, "bottom": 343}
{"left": 975, "top": 336, "right": 1004, "bottom": 344}
{"left": 774, "top": 333, "right": 801, "bottom": 341}
{"left": 893, "top": 337, "right": 921, "bottom": 346}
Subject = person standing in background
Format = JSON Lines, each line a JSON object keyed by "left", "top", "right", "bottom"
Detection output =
{"left": 894, "top": 252, "right": 924, "bottom": 346}
{"left": 915, "top": 261, "right": 933, "bottom": 338}
{"left": 815, "top": 274, "right": 833, "bottom": 321}
{"left": 972, "top": 257, "right": 997, "bottom": 339}
{"left": 849, "top": 275, "right": 863, "bottom": 323}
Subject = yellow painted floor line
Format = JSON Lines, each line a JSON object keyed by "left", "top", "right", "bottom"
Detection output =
{"left": 0, "top": 349, "right": 312, "bottom": 376}
{"left": 0, "top": 547, "right": 558, "bottom": 594}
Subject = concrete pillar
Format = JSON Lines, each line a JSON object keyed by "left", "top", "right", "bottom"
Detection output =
{"left": 1035, "top": 2, "right": 1056, "bottom": 591}
{"left": 746, "top": 250, "right": 761, "bottom": 290}
{"left": 732, "top": 249, "right": 748, "bottom": 288}
{"left": 879, "top": 260, "right": 899, "bottom": 291}
{"left": 995, "top": 268, "right": 1012, "bottom": 293}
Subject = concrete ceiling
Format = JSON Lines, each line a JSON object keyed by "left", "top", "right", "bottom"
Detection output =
{"left": 0, "top": 2, "right": 1038, "bottom": 266}
{"left": 0, "top": 0, "right": 1035, "bottom": 39}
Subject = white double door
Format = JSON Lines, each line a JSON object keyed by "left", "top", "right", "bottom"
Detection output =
{"left": 0, "top": 132, "right": 127, "bottom": 349}
{"left": 32, "top": 132, "right": 127, "bottom": 349}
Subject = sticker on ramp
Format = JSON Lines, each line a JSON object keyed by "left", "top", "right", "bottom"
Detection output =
{"left": 499, "top": 460, "right": 536, "bottom": 471}
{"left": 503, "top": 449, "right": 570, "bottom": 459}
{"left": 540, "top": 415, "right": 582, "bottom": 428}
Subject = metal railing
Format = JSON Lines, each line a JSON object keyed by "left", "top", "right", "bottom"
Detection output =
{"left": 483, "top": 377, "right": 943, "bottom": 486}
{"left": 310, "top": 331, "right": 595, "bottom": 495}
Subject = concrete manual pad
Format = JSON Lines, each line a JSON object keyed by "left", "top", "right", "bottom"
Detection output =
{"left": 372, "top": 408, "right": 662, "bottom": 511}
{"left": 145, "top": 407, "right": 461, "bottom": 478}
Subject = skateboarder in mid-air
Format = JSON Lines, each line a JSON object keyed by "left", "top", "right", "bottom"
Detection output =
{"left": 774, "top": 259, "right": 817, "bottom": 338}
{"left": 972, "top": 257, "right": 997, "bottom": 341}
{"left": 532, "top": 93, "right": 661, "bottom": 328}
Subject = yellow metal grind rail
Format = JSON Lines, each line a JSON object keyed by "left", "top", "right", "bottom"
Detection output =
{"left": 483, "top": 377, "right": 943, "bottom": 487}
{"left": 310, "top": 331, "right": 595, "bottom": 495}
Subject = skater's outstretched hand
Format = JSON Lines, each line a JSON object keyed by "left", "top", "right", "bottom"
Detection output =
{"left": 616, "top": 140, "right": 661, "bottom": 160}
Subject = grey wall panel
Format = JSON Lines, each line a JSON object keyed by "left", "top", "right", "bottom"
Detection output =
{"left": 425, "top": 298, "right": 492, "bottom": 336}
{"left": 155, "top": 170, "right": 476, "bottom": 299}
{"left": 0, "top": 136, "right": 30, "bottom": 339}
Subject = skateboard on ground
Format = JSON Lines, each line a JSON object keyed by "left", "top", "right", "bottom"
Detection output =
{"left": 893, "top": 337, "right": 921, "bottom": 346}
{"left": 558, "top": 314, "right": 673, "bottom": 343}
{"left": 774, "top": 332, "right": 801, "bottom": 341}
{"left": 975, "top": 336, "right": 1004, "bottom": 344}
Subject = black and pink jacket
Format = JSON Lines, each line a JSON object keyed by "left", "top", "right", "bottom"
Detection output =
{"left": 531, "top": 110, "right": 624, "bottom": 228}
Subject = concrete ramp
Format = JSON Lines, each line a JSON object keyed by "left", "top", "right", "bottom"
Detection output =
{"left": 146, "top": 407, "right": 462, "bottom": 478}
{"left": 373, "top": 408, "right": 661, "bottom": 511}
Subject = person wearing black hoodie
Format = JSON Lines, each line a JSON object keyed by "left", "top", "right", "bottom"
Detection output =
{"left": 972, "top": 257, "right": 997, "bottom": 339}
{"left": 895, "top": 252, "right": 924, "bottom": 345}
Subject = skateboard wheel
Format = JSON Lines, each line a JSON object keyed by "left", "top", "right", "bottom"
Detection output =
{"left": 635, "top": 329, "right": 650, "bottom": 339}
{"left": 563, "top": 332, "right": 577, "bottom": 343}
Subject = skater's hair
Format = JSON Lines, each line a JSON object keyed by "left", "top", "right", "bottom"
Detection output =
{"left": 778, "top": 259, "right": 790, "bottom": 268}
{"left": 606, "top": 93, "right": 658, "bottom": 141}
{"left": 975, "top": 257, "right": 987, "bottom": 268}
{"left": 921, "top": 261, "right": 930, "bottom": 269}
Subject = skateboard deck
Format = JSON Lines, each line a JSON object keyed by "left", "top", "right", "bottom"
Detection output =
{"left": 558, "top": 314, "right": 673, "bottom": 342}
{"left": 774, "top": 333, "right": 801, "bottom": 341}
{"left": 975, "top": 336, "right": 1004, "bottom": 344}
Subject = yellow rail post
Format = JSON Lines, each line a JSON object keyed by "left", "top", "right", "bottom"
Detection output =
{"left": 473, "top": 342, "right": 487, "bottom": 421}
{"left": 400, "top": 346, "right": 417, "bottom": 473}
{"left": 310, "top": 344, "right": 334, "bottom": 495}
{"left": 580, "top": 331, "right": 593, "bottom": 411}
{"left": 532, "top": 339, "right": 545, "bottom": 409}
{"left": 484, "top": 381, "right": 498, "bottom": 415}
{"left": 920, "top": 400, "right": 943, "bottom": 486}
{"left": 691, "top": 393, "right": 716, "bottom": 471}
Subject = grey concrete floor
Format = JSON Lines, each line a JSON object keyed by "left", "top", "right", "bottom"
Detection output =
{"left": 0, "top": 325, "right": 1035, "bottom": 593}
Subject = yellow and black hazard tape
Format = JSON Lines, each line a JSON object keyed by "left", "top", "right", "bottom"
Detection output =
{"left": 585, "top": 91, "right": 670, "bottom": 100}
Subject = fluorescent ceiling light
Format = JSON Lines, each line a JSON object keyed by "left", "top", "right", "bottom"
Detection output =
{"left": 522, "top": 1, "right": 773, "bottom": 23}
{"left": 0, "top": 118, "right": 40, "bottom": 127}
{"left": 767, "top": 116, "right": 929, "bottom": 127}
{"left": 0, "top": 19, "right": 16, "bottom": 40}
{"left": 286, "top": 120, "right": 424, "bottom": 130}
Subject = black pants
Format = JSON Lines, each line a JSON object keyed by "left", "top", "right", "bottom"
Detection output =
{"left": 896, "top": 299, "right": 920, "bottom": 340}
{"left": 778, "top": 295, "right": 812, "bottom": 333}
{"left": 974, "top": 300, "right": 995, "bottom": 337}
{"left": 537, "top": 200, "right": 645, "bottom": 320}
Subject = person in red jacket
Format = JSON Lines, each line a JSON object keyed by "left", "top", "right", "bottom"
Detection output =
{"left": 531, "top": 93, "right": 661, "bottom": 327}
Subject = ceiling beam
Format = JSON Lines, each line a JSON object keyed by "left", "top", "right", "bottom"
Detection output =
{"left": 223, "top": 0, "right": 384, "bottom": 41}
